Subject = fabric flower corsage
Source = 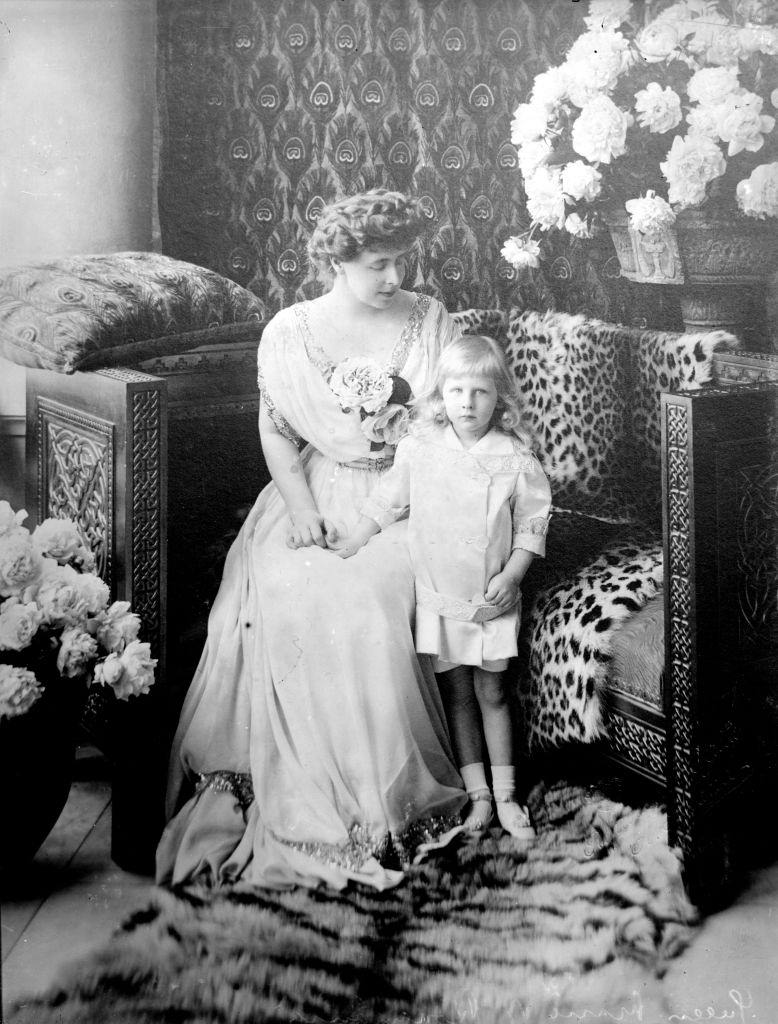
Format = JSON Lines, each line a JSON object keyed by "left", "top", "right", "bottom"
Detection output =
{"left": 330, "top": 358, "right": 413, "bottom": 450}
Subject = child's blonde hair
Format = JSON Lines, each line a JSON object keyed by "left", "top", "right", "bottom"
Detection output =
{"left": 415, "top": 334, "right": 534, "bottom": 449}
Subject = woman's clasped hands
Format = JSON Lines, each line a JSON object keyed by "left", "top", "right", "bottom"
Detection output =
{"left": 285, "top": 508, "right": 340, "bottom": 550}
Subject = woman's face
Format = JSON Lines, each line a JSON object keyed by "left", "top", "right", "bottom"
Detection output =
{"left": 332, "top": 245, "right": 409, "bottom": 310}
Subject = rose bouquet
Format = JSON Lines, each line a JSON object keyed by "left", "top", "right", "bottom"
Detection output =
{"left": 329, "top": 358, "right": 413, "bottom": 449}
{"left": 501, "top": 0, "right": 778, "bottom": 269}
{"left": 0, "top": 501, "right": 156, "bottom": 721}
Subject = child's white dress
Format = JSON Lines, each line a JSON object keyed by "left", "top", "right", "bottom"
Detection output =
{"left": 361, "top": 424, "right": 552, "bottom": 670}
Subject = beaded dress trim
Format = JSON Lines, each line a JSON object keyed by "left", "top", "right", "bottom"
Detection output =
{"left": 256, "top": 361, "right": 302, "bottom": 447}
{"left": 195, "top": 771, "right": 461, "bottom": 871}
{"left": 296, "top": 293, "right": 431, "bottom": 379}
{"left": 196, "top": 771, "right": 255, "bottom": 816}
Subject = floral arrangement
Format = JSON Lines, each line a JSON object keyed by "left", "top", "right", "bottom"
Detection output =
{"left": 0, "top": 501, "right": 156, "bottom": 721}
{"left": 501, "top": 0, "right": 778, "bottom": 269}
{"left": 329, "top": 358, "right": 413, "bottom": 449}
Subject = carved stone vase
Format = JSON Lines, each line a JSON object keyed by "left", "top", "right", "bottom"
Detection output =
{"left": 605, "top": 208, "right": 778, "bottom": 344}
{"left": 0, "top": 672, "right": 86, "bottom": 872}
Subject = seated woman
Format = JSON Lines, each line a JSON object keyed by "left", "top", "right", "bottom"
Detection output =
{"left": 156, "top": 190, "right": 469, "bottom": 890}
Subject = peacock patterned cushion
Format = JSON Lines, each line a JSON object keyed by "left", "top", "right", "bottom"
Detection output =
{"left": 505, "top": 310, "right": 734, "bottom": 524}
{"left": 0, "top": 252, "right": 266, "bottom": 373}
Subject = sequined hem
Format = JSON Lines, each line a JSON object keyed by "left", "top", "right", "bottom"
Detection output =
{"left": 271, "top": 811, "right": 462, "bottom": 873}
{"left": 256, "top": 362, "right": 303, "bottom": 447}
{"left": 196, "top": 771, "right": 254, "bottom": 816}
{"left": 194, "top": 772, "right": 462, "bottom": 874}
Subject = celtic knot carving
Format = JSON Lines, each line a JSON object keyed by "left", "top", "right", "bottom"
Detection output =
{"left": 606, "top": 714, "right": 666, "bottom": 783}
{"left": 131, "top": 391, "right": 162, "bottom": 655}
{"left": 664, "top": 400, "right": 695, "bottom": 853}
{"left": 37, "top": 400, "right": 114, "bottom": 582}
{"left": 735, "top": 462, "right": 778, "bottom": 650}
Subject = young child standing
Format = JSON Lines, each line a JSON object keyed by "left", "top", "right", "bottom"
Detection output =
{"left": 336, "top": 334, "right": 552, "bottom": 839}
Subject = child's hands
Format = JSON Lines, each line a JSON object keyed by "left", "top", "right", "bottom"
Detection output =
{"left": 286, "top": 509, "right": 339, "bottom": 549}
{"left": 484, "top": 570, "right": 522, "bottom": 614}
{"left": 330, "top": 517, "right": 381, "bottom": 559}
{"left": 332, "top": 535, "right": 369, "bottom": 559}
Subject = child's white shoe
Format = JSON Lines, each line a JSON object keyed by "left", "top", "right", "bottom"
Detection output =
{"left": 463, "top": 790, "right": 494, "bottom": 831}
{"left": 495, "top": 798, "right": 535, "bottom": 840}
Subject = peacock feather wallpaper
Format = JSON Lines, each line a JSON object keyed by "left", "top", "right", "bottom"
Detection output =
{"left": 157, "top": 0, "right": 681, "bottom": 328}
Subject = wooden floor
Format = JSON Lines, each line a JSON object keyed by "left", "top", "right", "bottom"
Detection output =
{"left": 3, "top": 748, "right": 778, "bottom": 1022}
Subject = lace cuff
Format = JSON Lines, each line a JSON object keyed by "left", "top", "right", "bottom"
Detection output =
{"left": 361, "top": 492, "right": 408, "bottom": 530}
{"left": 512, "top": 516, "right": 549, "bottom": 556}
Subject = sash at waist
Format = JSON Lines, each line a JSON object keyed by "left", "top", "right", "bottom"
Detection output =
{"left": 415, "top": 582, "right": 510, "bottom": 623}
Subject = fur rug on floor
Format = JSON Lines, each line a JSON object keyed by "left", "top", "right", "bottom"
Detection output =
{"left": 9, "top": 782, "right": 697, "bottom": 1024}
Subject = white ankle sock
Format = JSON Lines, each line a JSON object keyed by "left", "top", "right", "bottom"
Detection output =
{"left": 460, "top": 762, "right": 488, "bottom": 797}
{"left": 491, "top": 764, "right": 516, "bottom": 802}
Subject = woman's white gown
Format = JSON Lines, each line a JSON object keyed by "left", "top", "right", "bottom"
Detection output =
{"left": 156, "top": 293, "right": 467, "bottom": 890}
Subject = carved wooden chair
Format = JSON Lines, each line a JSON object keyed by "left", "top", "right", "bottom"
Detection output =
{"left": 493, "top": 310, "right": 778, "bottom": 906}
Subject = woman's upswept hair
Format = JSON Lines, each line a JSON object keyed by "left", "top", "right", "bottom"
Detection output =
{"left": 414, "top": 333, "right": 535, "bottom": 449}
{"left": 307, "top": 189, "right": 426, "bottom": 277}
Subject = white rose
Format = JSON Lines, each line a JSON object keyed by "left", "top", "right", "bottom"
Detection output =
{"left": 31, "top": 517, "right": 85, "bottom": 564}
{"left": 738, "top": 26, "right": 778, "bottom": 57}
{"left": 117, "top": 640, "right": 156, "bottom": 699}
{"left": 773, "top": 89, "right": 778, "bottom": 110}
{"left": 93, "top": 600, "right": 141, "bottom": 654}
{"left": 35, "top": 563, "right": 90, "bottom": 628}
{"left": 0, "top": 533, "right": 44, "bottom": 598}
{"left": 0, "top": 664, "right": 43, "bottom": 720}
{"left": 686, "top": 105, "right": 723, "bottom": 140}
{"left": 94, "top": 652, "right": 124, "bottom": 689}
{"left": 0, "top": 601, "right": 43, "bottom": 652}
{"left": 563, "top": 30, "right": 632, "bottom": 108}
{"left": 689, "top": 19, "right": 743, "bottom": 65}
{"left": 361, "top": 405, "right": 411, "bottom": 447}
{"left": 561, "top": 160, "right": 603, "bottom": 201}
{"left": 717, "top": 92, "right": 775, "bottom": 157}
{"left": 518, "top": 139, "right": 552, "bottom": 180}
{"left": 96, "top": 639, "right": 156, "bottom": 701}
{"left": 0, "top": 502, "right": 28, "bottom": 538}
{"left": 625, "top": 192, "right": 677, "bottom": 234}
{"left": 635, "top": 20, "right": 681, "bottom": 63}
{"left": 56, "top": 627, "right": 99, "bottom": 678}
{"left": 329, "top": 359, "right": 393, "bottom": 415}
{"left": 634, "top": 83, "right": 682, "bottom": 134}
{"left": 510, "top": 102, "right": 549, "bottom": 145}
{"left": 525, "top": 166, "right": 566, "bottom": 230}
{"left": 686, "top": 67, "right": 740, "bottom": 107}
{"left": 530, "top": 67, "right": 568, "bottom": 112}
{"left": 500, "top": 236, "right": 541, "bottom": 269}
{"left": 572, "top": 95, "right": 633, "bottom": 165}
{"left": 736, "top": 162, "right": 778, "bottom": 219}
{"left": 564, "top": 213, "right": 593, "bottom": 238}
{"left": 72, "top": 571, "right": 110, "bottom": 616}
{"left": 584, "top": 0, "right": 632, "bottom": 32}
{"left": 660, "top": 134, "right": 727, "bottom": 208}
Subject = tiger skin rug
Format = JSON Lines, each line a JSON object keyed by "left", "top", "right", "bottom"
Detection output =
{"left": 9, "top": 780, "right": 697, "bottom": 1024}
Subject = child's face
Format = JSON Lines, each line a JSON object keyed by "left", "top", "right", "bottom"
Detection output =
{"left": 441, "top": 374, "right": 498, "bottom": 445}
